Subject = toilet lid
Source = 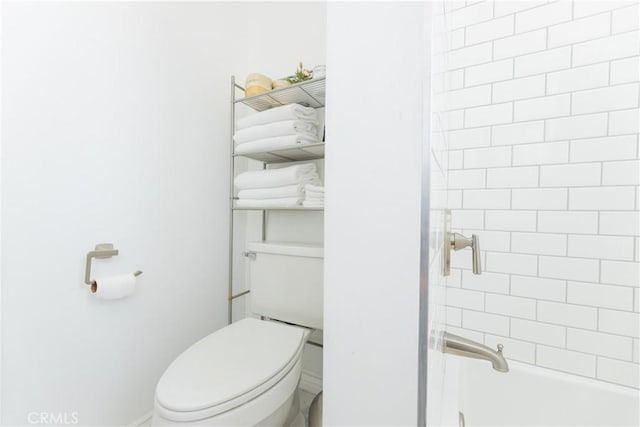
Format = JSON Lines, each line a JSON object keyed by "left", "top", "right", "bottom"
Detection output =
{"left": 155, "top": 318, "right": 305, "bottom": 415}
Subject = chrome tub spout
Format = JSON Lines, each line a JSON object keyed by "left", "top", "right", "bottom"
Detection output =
{"left": 443, "top": 332, "right": 509, "bottom": 373}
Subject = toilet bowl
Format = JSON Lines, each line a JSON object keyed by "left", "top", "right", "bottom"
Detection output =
{"left": 153, "top": 242, "right": 323, "bottom": 426}
{"left": 152, "top": 318, "right": 310, "bottom": 426}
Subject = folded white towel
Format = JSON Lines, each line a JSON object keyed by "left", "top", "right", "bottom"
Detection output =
{"left": 234, "top": 120, "right": 319, "bottom": 144}
{"left": 234, "top": 163, "right": 318, "bottom": 190}
{"left": 305, "top": 184, "right": 324, "bottom": 202}
{"left": 236, "top": 197, "right": 301, "bottom": 208}
{"left": 234, "top": 135, "right": 319, "bottom": 155}
{"left": 302, "top": 201, "right": 324, "bottom": 208}
{"left": 237, "top": 184, "right": 303, "bottom": 200}
{"left": 237, "top": 104, "right": 318, "bottom": 130}
{"left": 305, "top": 184, "right": 325, "bottom": 193}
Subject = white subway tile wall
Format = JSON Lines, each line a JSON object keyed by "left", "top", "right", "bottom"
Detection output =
{"left": 436, "top": 0, "right": 640, "bottom": 389}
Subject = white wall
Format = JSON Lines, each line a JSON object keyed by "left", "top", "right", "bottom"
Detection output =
{"left": 324, "top": 2, "right": 425, "bottom": 424}
{"left": 1, "top": 3, "right": 246, "bottom": 424}
{"left": 434, "top": 0, "right": 640, "bottom": 390}
{"left": 245, "top": 2, "right": 327, "bottom": 82}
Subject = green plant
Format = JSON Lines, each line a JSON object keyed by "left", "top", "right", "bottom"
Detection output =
{"left": 286, "top": 62, "right": 312, "bottom": 84}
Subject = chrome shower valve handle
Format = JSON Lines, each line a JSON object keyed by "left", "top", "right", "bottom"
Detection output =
{"left": 442, "top": 209, "right": 482, "bottom": 276}
{"left": 449, "top": 232, "right": 482, "bottom": 275}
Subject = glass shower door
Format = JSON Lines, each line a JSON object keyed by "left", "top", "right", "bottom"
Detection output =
{"left": 420, "top": 2, "right": 462, "bottom": 426}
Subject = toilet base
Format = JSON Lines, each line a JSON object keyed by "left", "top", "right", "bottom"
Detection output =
{"left": 289, "top": 411, "right": 305, "bottom": 427}
{"left": 257, "top": 387, "right": 300, "bottom": 427}
{"left": 152, "top": 391, "right": 298, "bottom": 426}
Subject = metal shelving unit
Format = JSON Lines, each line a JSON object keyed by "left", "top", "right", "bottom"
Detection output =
{"left": 228, "top": 76, "right": 326, "bottom": 323}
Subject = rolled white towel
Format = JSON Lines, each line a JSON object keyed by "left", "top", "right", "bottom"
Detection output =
{"left": 234, "top": 135, "right": 319, "bottom": 155}
{"left": 234, "top": 120, "right": 319, "bottom": 144}
{"left": 234, "top": 163, "right": 318, "bottom": 190}
{"left": 302, "top": 201, "right": 324, "bottom": 208}
{"left": 236, "top": 197, "right": 301, "bottom": 208}
{"left": 237, "top": 184, "right": 304, "bottom": 200}
{"left": 237, "top": 104, "right": 318, "bottom": 130}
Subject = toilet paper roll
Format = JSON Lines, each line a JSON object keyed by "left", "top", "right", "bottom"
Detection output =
{"left": 91, "top": 273, "right": 136, "bottom": 299}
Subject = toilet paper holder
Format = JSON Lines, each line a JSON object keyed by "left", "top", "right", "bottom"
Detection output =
{"left": 85, "top": 243, "right": 143, "bottom": 285}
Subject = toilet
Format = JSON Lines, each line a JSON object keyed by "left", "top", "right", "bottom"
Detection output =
{"left": 152, "top": 242, "right": 323, "bottom": 426}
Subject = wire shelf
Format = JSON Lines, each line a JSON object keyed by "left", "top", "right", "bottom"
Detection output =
{"left": 235, "top": 77, "right": 326, "bottom": 111}
{"left": 233, "top": 142, "right": 325, "bottom": 163}
{"left": 232, "top": 206, "right": 324, "bottom": 211}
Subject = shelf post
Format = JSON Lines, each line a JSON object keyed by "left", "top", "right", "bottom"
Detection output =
{"left": 228, "top": 75, "right": 236, "bottom": 325}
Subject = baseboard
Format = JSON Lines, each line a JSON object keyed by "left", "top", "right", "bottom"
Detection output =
{"left": 300, "top": 370, "right": 323, "bottom": 395}
{"left": 129, "top": 410, "right": 153, "bottom": 427}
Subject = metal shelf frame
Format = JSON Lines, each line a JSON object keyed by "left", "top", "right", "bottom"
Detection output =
{"left": 228, "top": 76, "right": 326, "bottom": 323}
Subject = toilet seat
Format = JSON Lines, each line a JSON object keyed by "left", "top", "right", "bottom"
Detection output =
{"left": 154, "top": 318, "right": 307, "bottom": 423}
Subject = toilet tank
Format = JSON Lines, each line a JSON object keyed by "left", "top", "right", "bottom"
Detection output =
{"left": 247, "top": 242, "right": 323, "bottom": 330}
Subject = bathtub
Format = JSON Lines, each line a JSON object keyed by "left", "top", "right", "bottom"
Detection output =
{"left": 458, "top": 359, "right": 640, "bottom": 426}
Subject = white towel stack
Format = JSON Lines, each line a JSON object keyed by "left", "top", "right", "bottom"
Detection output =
{"left": 234, "top": 104, "right": 320, "bottom": 155}
{"left": 302, "top": 183, "right": 324, "bottom": 208}
{"left": 235, "top": 163, "right": 322, "bottom": 208}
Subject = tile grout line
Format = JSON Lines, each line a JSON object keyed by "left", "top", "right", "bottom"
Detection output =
{"left": 438, "top": 53, "right": 640, "bottom": 93}
{"left": 446, "top": 13, "right": 636, "bottom": 54}
{"left": 609, "top": 10, "right": 614, "bottom": 37}
{"left": 440, "top": 81, "right": 638, "bottom": 115}
{"left": 458, "top": 304, "right": 638, "bottom": 342}
{"left": 443, "top": 76, "right": 636, "bottom": 99}
{"left": 443, "top": 48, "right": 639, "bottom": 81}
